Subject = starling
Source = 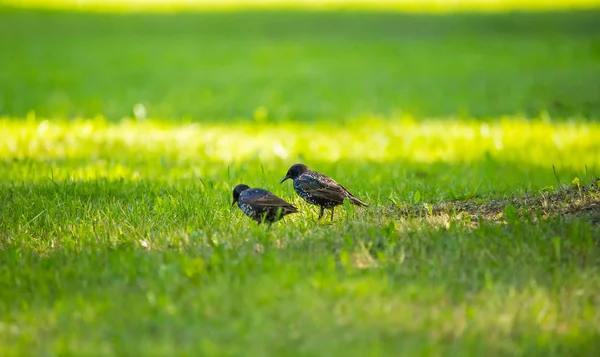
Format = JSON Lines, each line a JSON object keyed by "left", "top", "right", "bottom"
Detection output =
{"left": 280, "top": 163, "right": 368, "bottom": 221}
{"left": 232, "top": 184, "right": 298, "bottom": 225}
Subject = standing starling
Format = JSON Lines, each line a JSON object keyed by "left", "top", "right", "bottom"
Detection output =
{"left": 280, "top": 163, "right": 368, "bottom": 221}
{"left": 232, "top": 184, "right": 298, "bottom": 225}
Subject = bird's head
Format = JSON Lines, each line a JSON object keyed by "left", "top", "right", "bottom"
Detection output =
{"left": 232, "top": 184, "right": 251, "bottom": 206}
{"left": 280, "top": 163, "right": 309, "bottom": 183}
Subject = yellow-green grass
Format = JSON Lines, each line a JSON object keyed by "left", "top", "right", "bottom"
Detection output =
{"left": 1, "top": 115, "right": 599, "bottom": 184}
{"left": 2, "top": 0, "right": 600, "bottom": 12}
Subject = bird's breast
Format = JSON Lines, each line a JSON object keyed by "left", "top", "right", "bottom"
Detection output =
{"left": 239, "top": 203, "right": 256, "bottom": 217}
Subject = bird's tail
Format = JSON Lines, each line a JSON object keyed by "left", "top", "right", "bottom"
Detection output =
{"left": 349, "top": 196, "right": 368, "bottom": 207}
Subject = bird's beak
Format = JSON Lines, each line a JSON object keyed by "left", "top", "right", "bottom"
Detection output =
{"left": 280, "top": 175, "right": 291, "bottom": 184}
{"left": 231, "top": 198, "right": 237, "bottom": 206}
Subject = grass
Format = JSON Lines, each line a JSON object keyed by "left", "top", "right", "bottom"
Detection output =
{"left": 1, "top": 2, "right": 600, "bottom": 356}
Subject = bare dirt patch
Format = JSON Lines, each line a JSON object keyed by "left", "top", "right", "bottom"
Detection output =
{"left": 394, "top": 180, "right": 600, "bottom": 225}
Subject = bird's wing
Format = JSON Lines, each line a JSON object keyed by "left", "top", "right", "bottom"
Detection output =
{"left": 244, "top": 189, "right": 298, "bottom": 211}
{"left": 297, "top": 174, "right": 348, "bottom": 203}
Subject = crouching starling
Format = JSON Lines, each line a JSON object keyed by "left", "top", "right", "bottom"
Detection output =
{"left": 280, "top": 163, "right": 368, "bottom": 221}
{"left": 232, "top": 184, "right": 298, "bottom": 225}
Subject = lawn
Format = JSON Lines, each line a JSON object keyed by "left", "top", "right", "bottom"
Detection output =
{"left": 1, "top": 2, "right": 600, "bottom": 356}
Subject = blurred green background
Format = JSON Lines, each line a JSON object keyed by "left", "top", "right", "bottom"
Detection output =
{"left": 1, "top": 1, "right": 600, "bottom": 121}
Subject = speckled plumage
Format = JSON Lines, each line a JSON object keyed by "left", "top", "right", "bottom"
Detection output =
{"left": 280, "top": 163, "right": 368, "bottom": 221}
{"left": 232, "top": 184, "right": 298, "bottom": 224}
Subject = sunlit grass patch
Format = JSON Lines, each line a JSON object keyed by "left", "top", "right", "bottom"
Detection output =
{"left": 1, "top": 115, "right": 598, "bottom": 183}
{"left": 2, "top": 0, "right": 600, "bottom": 12}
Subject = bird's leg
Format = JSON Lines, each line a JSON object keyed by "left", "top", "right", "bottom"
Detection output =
{"left": 318, "top": 206, "right": 324, "bottom": 219}
{"left": 330, "top": 207, "right": 334, "bottom": 222}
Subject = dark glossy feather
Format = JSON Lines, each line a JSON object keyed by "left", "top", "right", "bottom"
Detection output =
{"left": 242, "top": 188, "right": 298, "bottom": 209}
{"left": 296, "top": 172, "right": 368, "bottom": 207}
{"left": 238, "top": 188, "right": 297, "bottom": 224}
